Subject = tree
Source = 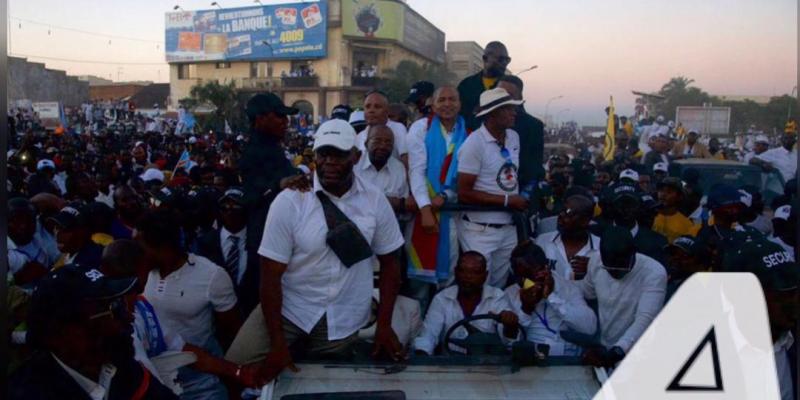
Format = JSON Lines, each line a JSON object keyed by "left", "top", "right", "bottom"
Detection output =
{"left": 182, "top": 80, "right": 242, "bottom": 134}
{"left": 380, "top": 60, "right": 457, "bottom": 104}
{"left": 654, "top": 76, "right": 715, "bottom": 121}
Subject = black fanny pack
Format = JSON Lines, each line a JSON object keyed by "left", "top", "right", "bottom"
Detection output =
{"left": 316, "top": 191, "right": 374, "bottom": 268}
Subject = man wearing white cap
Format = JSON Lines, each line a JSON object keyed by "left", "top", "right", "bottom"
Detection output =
{"left": 27, "top": 159, "right": 61, "bottom": 197}
{"left": 751, "top": 133, "right": 797, "bottom": 182}
{"left": 226, "top": 119, "right": 406, "bottom": 382}
{"left": 639, "top": 115, "right": 668, "bottom": 155}
{"left": 743, "top": 135, "right": 770, "bottom": 164}
{"left": 457, "top": 87, "right": 528, "bottom": 288}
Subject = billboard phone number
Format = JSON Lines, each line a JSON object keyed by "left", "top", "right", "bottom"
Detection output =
{"left": 280, "top": 29, "right": 305, "bottom": 44}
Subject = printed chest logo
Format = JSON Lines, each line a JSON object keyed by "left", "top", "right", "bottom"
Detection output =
{"left": 496, "top": 163, "right": 518, "bottom": 192}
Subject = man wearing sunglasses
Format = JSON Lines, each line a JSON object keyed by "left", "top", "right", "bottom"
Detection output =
{"left": 10, "top": 265, "right": 178, "bottom": 399}
{"left": 196, "top": 188, "right": 261, "bottom": 316}
{"left": 458, "top": 87, "right": 528, "bottom": 288}
{"left": 458, "top": 41, "right": 512, "bottom": 131}
{"left": 579, "top": 226, "right": 667, "bottom": 368}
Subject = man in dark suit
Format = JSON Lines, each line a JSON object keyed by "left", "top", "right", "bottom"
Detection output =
{"left": 497, "top": 75, "right": 546, "bottom": 186}
{"left": 607, "top": 182, "right": 668, "bottom": 266}
{"left": 457, "top": 41, "right": 511, "bottom": 131}
{"left": 196, "top": 188, "right": 260, "bottom": 316}
{"left": 10, "top": 265, "right": 177, "bottom": 400}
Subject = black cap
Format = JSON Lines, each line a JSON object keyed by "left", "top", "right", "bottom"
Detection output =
{"left": 49, "top": 205, "right": 88, "bottom": 230}
{"left": 151, "top": 186, "right": 180, "bottom": 207}
{"left": 664, "top": 235, "right": 707, "bottom": 258}
{"left": 330, "top": 104, "right": 353, "bottom": 121}
{"left": 707, "top": 184, "right": 748, "bottom": 209}
{"left": 28, "top": 265, "right": 137, "bottom": 342}
{"left": 657, "top": 177, "right": 684, "bottom": 193}
{"left": 404, "top": 81, "right": 435, "bottom": 104}
{"left": 246, "top": 93, "right": 299, "bottom": 122}
{"left": 722, "top": 238, "right": 799, "bottom": 291}
{"left": 600, "top": 226, "right": 636, "bottom": 256}
{"left": 219, "top": 187, "right": 245, "bottom": 205}
{"left": 609, "top": 183, "right": 640, "bottom": 203}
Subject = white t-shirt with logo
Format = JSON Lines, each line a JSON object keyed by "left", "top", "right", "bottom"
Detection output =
{"left": 457, "top": 124, "right": 520, "bottom": 224}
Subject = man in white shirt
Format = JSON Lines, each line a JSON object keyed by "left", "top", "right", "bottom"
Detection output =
{"left": 751, "top": 133, "right": 797, "bottom": 182}
{"left": 457, "top": 87, "right": 529, "bottom": 288}
{"left": 354, "top": 125, "right": 409, "bottom": 213}
{"left": 225, "top": 119, "right": 406, "bottom": 385}
{"left": 535, "top": 194, "right": 601, "bottom": 281}
{"left": 723, "top": 238, "right": 798, "bottom": 400}
{"left": 579, "top": 226, "right": 667, "bottom": 368}
{"left": 506, "top": 241, "right": 597, "bottom": 357}
{"left": 405, "top": 86, "right": 467, "bottom": 298}
{"left": 137, "top": 210, "right": 241, "bottom": 400}
{"left": 743, "top": 135, "right": 769, "bottom": 164}
{"left": 413, "top": 251, "right": 519, "bottom": 355}
{"left": 356, "top": 91, "right": 409, "bottom": 166}
{"left": 8, "top": 198, "right": 60, "bottom": 283}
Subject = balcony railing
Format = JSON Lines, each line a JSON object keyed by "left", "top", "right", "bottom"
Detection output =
{"left": 351, "top": 76, "right": 381, "bottom": 87}
{"left": 239, "top": 77, "right": 281, "bottom": 90}
{"left": 281, "top": 76, "right": 319, "bottom": 88}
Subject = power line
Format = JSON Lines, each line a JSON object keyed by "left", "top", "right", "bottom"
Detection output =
{"left": 9, "top": 52, "right": 166, "bottom": 66}
{"left": 10, "top": 16, "right": 162, "bottom": 44}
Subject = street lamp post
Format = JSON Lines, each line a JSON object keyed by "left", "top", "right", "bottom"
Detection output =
{"left": 556, "top": 108, "right": 570, "bottom": 125}
{"left": 788, "top": 86, "right": 798, "bottom": 120}
{"left": 515, "top": 65, "right": 538, "bottom": 76}
{"left": 211, "top": 2, "right": 222, "bottom": 9}
{"left": 544, "top": 95, "right": 564, "bottom": 126}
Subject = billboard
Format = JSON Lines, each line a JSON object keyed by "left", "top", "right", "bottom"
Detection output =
{"left": 342, "top": 0, "right": 445, "bottom": 63}
{"left": 676, "top": 106, "right": 732, "bottom": 136}
{"left": 342, "top": 0, "right": 403, "bottom": 40}
{"left": 165, "top": 2, "right": 327, "bottom": 63}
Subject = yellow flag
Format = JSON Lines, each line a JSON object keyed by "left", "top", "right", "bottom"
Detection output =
{"left": 603, "top": 96, "right": 616, "bottom": 161}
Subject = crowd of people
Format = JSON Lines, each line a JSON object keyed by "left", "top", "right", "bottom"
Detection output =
{"left": 6, "top": 39, "right": 799, "bottom": 400}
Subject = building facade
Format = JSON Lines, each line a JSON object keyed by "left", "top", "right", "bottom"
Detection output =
{"left": 9, "top": 57, "right": 89, "bottom": 107}
{"left": 445, "top": 41, "right": 484, "bottom": 83}
{"left": 166, "top": 0, "right": 445, "bottom": 120}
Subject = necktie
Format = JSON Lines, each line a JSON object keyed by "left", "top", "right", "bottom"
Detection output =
{"left": 225, "top": 236, "right": 240, "bottom": 284}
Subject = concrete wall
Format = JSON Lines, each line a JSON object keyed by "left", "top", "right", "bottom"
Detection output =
{"left": 90, "top": 84, "right": 147, "bottom": 101}
{"left": 8, "top": 57, "right": 89, "bottom": 107}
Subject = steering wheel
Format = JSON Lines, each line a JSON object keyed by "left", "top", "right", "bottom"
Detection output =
{"left": 443, "top": 313, "right": 506, "bottom": 356}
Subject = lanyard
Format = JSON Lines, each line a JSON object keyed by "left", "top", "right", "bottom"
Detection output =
{"left": 533, "top": 302, "right": 557, "bottom": 335}
{"left": 134, "top": 296, "right": 168, "bottom": 357}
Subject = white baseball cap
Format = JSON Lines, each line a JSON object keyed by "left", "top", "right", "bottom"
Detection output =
{"left": 475, "top": 88, "right": 524, "bottom": 118}
{"left": 140, "top": 168, "right": 165, "bottom": 183}
{"left": 348, "top": 110, "right": 365, "bottom": 125}
{"left": 187, "top": 136, "right": 198, "bottom": 144}
{"left": 754, "top": 135, "right": 769, "bottom": 144}
{"left": 37, "top": 159, "right": 56, "bottom": 170}
{"left": 773, "top": 205, "right": 792, "bottom": 221}
{"left": 313, "top": 119, "right": 357, "bottom": 152}
{"left": 653, "top": 162, "right": 668, "bottom": 173}
{"left": 619, "top": 169, "right": 640, "bottom": 182}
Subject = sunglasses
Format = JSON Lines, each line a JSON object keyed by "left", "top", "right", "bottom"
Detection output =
{"left": 88, "top": 297, "right": 127, "bottom": 321}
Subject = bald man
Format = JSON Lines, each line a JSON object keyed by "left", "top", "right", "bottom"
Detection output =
{"left": 355, "top": 125, "right": 409, "bottom": 213}
{"left": 458, "top": 41, "right": 511, "bottom": 131}
{"left": 356, "top": 91, "right": 409, "bottom": 166}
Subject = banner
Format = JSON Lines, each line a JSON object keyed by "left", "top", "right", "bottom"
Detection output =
{"left": 165, "top": 2, "right": 327, "bottom": 63}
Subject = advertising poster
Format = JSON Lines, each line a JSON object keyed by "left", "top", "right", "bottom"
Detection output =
{"left": 341, "top": 0, "right": 402, "bottom": 40}
{"left": 165, "top": 1, "right": 327, "bottom": 62}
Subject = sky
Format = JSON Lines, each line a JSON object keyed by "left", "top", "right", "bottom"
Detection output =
{"left": 7, "top": 0, "right": 797, "bottom": 125}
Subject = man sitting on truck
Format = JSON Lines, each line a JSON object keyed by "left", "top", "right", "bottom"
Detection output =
{"left": 413, "top": 251, "right": 520, "bottom": 355}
